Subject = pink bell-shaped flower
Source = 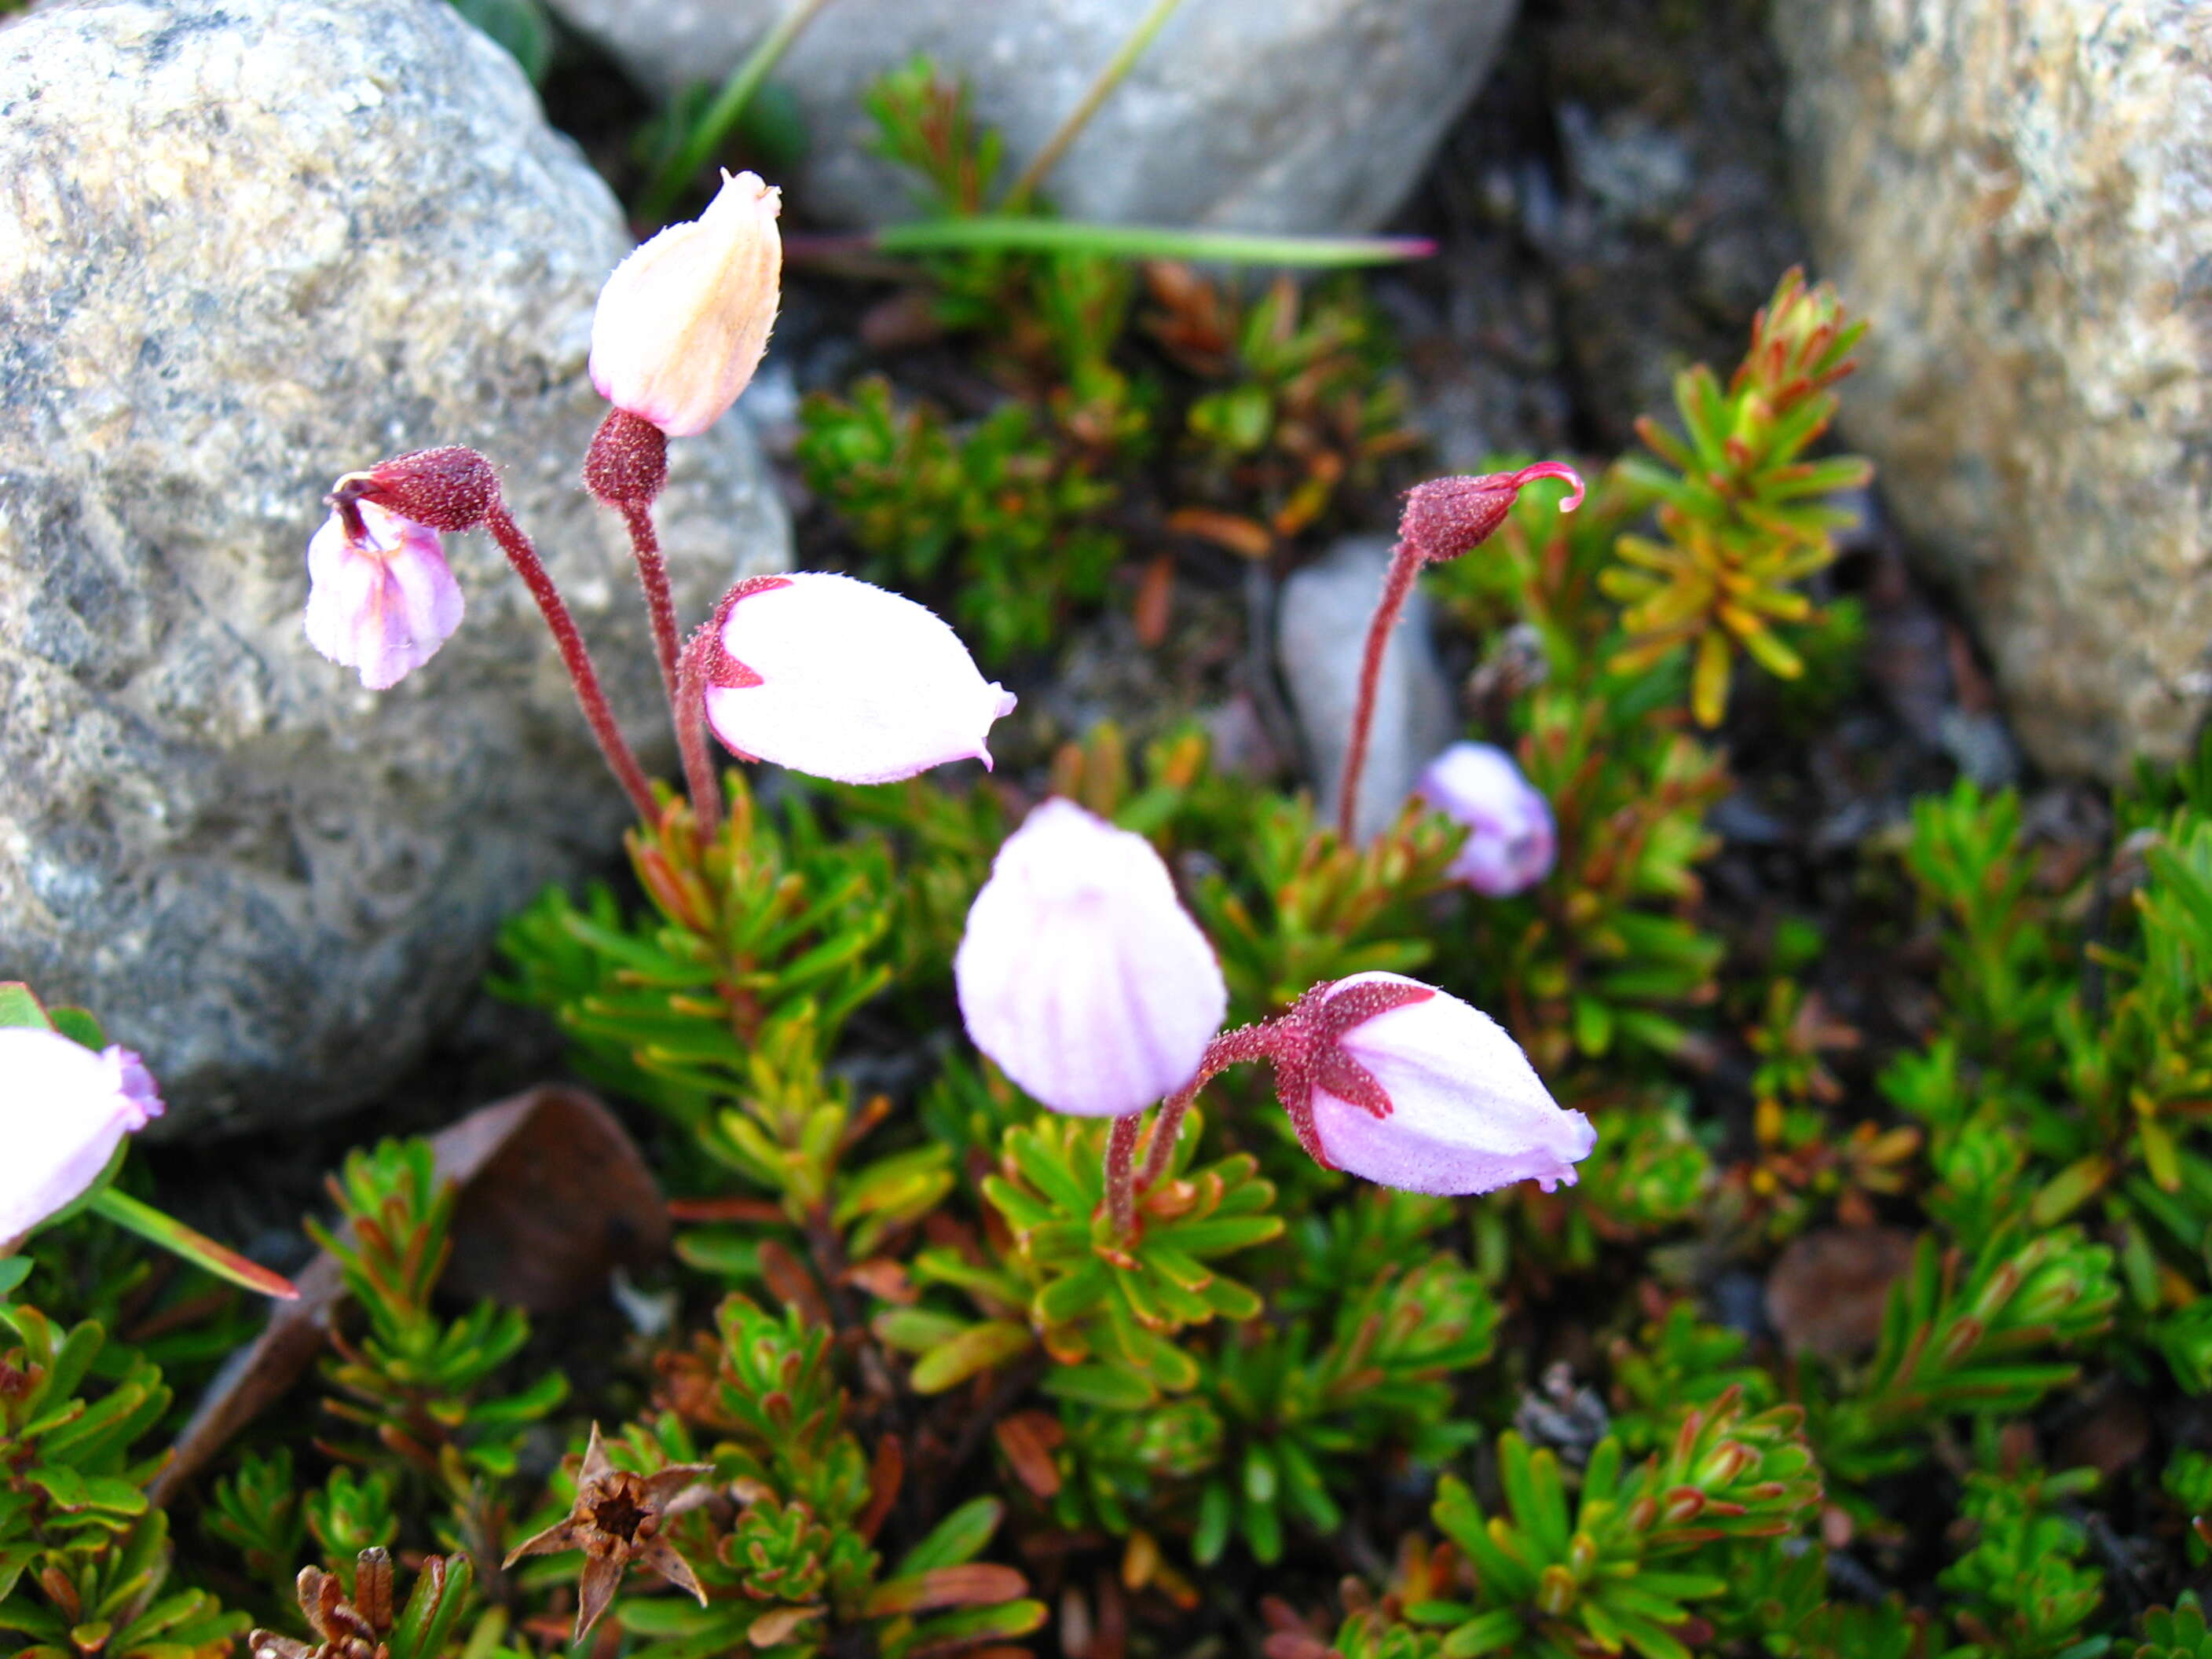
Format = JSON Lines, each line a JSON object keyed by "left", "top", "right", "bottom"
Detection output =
{"left": 304, "top": 500, "right": 463, "bottom": 690}
{"left": 1417, "top": 742, "right": 1556, "bottom": 896}
{"left": 590, "top": 170, "right": 782, "bottom": 438}
{"left": 1285, "top": 972, "right": 1593, "bottom": 1196}
{"left": 699, "top": 573, "right": 1016, "bottom": 786}
{"left": 0, "top": 1030, "right": 164, "bottom": 1243}
{"left": 955, "top": 799, "right": 1229, "bottom": 1117}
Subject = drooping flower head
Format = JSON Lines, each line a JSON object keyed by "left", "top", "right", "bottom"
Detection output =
{"left": 590, "top": 170, "right": 782, "bottom": 439}
{"left": 303, "top": 498, "right": 463, "bottom": 690}
{"left": 1335, "top": 460, "right": 1582, "bottom": 842}
{"left": 1417, "top": 741, "right": 1556, "bottom": 896}
{"left": 694, "top": 573, "right": 1016, "bottom": 786}
{"left": 956, "top": 800, "right": 1228, "bottom": 1118}
{"left": 1398, "top": 461, "right": 1585, "bottom": 567}
{"left": 1264, "top": 972, "right": 1593, "bottom": 1196}
{"left": 0, "top": 1028, "right": 165, "bottom": 1244}
{"left": 250, "top": 1550, "right": 412, "bottom": 1659}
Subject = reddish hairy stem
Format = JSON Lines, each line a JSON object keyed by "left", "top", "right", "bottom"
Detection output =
{"left": 482, "top": 497, "right": 657, "bottom": 823}
{"left": 1335, "top": 541, "right": 1426, "bottom": 842}
{"left": 1137, "top": 1017, "right": 1297, "bottom": 1188}
{"left": 583, "top": 412, "right": 678, "bottom": 716}
{"left": 1104, "top": 1114, "right": 1142, "bottom": 1240}
{"left": 675, "top": 628, "right": 724, "bottom": 840}
{"left": 621, "top": 504, "right": 681, "bottom": 709}
{"left": 1335, "top": 463, "right": 1584, "bottom": 842}
{"left": 1137, "top": 1091, "right": 1196, "bottom": 1190}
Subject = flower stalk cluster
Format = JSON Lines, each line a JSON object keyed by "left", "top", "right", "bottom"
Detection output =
{"left": 302, "top": 171, "right": 1016, "bottom": 844}
{"left": 954, "top": 799, "right": 1595, "bottom": 1236}
{"left": 284, "top": 148, "right": 1596, "bottom": 1258}
{"left": 942, "top": 461, "right": 1598, "bottom": 1236}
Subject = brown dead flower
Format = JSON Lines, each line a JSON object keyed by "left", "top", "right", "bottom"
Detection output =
{"left": 504, "top": 1422, "right": 716, "bottom": 1642}
{"left": 250, "top": 1548, "right": 420, "bottom": 1659}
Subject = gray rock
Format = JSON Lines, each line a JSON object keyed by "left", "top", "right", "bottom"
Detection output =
{"left": 1276, "top": 536, "right": 1455, "bottom": 841}
{"left": 548, "top": 0, "right": 1517, "bottom": 234}
{"left": 0, "top": 0, "right": 790, "bottom": 1135}
{"left": 1774, "top": 0, "right": 2212, "bottom": 778}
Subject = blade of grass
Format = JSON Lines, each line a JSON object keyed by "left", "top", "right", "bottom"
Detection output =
{"left": 1002, "top": 0, "right": 1188, "bottom": 211}
{"left": 636, "top": 0, "right": 837, "bottom": 224}
{"left": 848, "top": 216, "right": 1434, "bottom": 267}
{"left": 0, "top": 980, "right": 55, "bottom": 1030}
{"left": 89, "top": 1188, "right": 300, "bottom": 1300}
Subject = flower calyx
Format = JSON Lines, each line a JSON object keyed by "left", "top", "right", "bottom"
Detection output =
{"left": 1258, "top": 979, "right": 1437, "bottom": 1167}
{"left": 583, "top": 408, "right": 672, "bottom": 511}
{"left": 503, "top": 1423, "right": 715, "bottom": 1643}
{"left": 695, "top": 575, "right": 794, "bottom": 692}
{"left": 676, "top": 575, "right": 791, "bottom": 771}
{"left": 333, "top": 446, "right": 497, "bottom": 534}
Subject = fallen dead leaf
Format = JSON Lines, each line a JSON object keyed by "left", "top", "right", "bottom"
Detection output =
{"left": 151, "top": 1085, "right": 665, "bottom": 1503}
{"left": 1133, "top": 552, "right": 1175, "bottom": 646}
{"left": 1765, "top": 1226, "right": 1917, "bottom": 1360}
{"left": 994, "top": 1409, "right": 1064, "bottom": 1500}
{"left": 1165, "top": 506, "right": 1273, "bottom": 560}
{"left": 1060, "top": 1584, "right": 1093, "bottom": 1659}
{"left": 2056, "top": 1382, "right": 2150, "bottom": 1478}
{"left": 747, "top": 1606, "right": 822, "bottom": 1649}
{"left": 757, "top": 1237, "right": 832, "bottom": 1329}
{"left": 438, "top": 1086, "right": 669, "bottom": 1312}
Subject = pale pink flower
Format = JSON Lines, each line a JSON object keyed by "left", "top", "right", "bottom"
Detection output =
{"left": 1284, "top": 972, "right": 1593, "bottom": 1196}
{"left": 955, "top": 800, "right": 1228, "bottom": 1117}
{"left": 1417, "top": 742, "right": 1556, "bottom": 896}
{"left": 303, "top": 500, "right": 463, "bottom": 690}
{"left": 701, "top": 573, "right": 1016, "bottom": 786}
{"left": 590, "top": 170, "right": 782, "bottom": 438}
{"left": 0, "top": 1030, "right": 164, "bottom": 1243}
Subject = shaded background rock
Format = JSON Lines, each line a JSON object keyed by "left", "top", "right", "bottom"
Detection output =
{"left": 0, "top": 0, "right": 791, "bottom": 1137}
{"left": 1774, "top": 0, "right": 2212, "bottom": 780}
{"left": 1528, "top": 0, "right": 1807, "bottom": 452}
{"left": 1372, "top": 0, "right": 1804, "bottom": 479}
{"left": 1277, "top": 535, "right": 1454, "bottom": 841}
{"left": 545, "top": 0, "right": 1518, "bottom": 235}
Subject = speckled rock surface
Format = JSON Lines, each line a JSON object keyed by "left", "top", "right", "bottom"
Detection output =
{"left": 1774, "top": 0, "right": 2212, "bottom": 778}
{"left": 546, "top": 0, "right": 1517, "bottom": 234}
{"left": 0, "top": 0, "right": 790, "bottom": 1134}
{"left": 1278, "top": 536, "right": 1454, "bottom": 842}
